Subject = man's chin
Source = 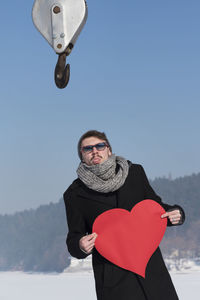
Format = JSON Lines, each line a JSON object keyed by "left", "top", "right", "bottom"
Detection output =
{"left": 92, "top": 158, "right": 102, "bottom": 165}
{"left": 93, "top": 160, "right": 101, "bottom": 165}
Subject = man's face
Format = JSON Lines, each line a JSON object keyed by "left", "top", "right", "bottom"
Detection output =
{"left": 81, "top": 137, "right": 112, "bottom": 166}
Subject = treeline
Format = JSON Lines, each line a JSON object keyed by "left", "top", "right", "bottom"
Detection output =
{"left": 151, "top": 173, "right": 200, "bottom": 257}
{"left": 0, "top": 200, "right": 70, "bottom": 272}
{"left": 0, "top": 173, "right": 199, "bottom": 272}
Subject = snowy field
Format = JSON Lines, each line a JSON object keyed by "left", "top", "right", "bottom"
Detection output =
{"left": 0, "top": 271, "right": 199, "bottom": 300}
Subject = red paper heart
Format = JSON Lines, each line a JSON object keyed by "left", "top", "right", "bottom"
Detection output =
{"left": 92, "top": 199, "right": 167, "bottom": 278}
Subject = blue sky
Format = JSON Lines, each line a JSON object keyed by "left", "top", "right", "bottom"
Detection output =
{"left": 0, "top": 0, "right": 199, "bottom": 214}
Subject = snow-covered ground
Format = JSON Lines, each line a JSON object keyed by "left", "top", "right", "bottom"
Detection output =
{"left": 1, "top": 257, "right": 200, "bottom": 300}
{"left": 0, "top": 270, "right": 199, "bottom": 300}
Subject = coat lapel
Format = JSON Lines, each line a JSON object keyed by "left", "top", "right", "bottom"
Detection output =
{"left": 117, "top": 176, "right": 134, "bottom": 210}
{"left": 117, "top": 166, "right": 141, "bottom": 211}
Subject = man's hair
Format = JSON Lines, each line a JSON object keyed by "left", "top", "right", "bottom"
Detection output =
{"left": 77, "top": 130, "right": 112, "bottom": 160}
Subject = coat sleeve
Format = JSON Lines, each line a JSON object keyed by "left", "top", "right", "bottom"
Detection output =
{"left": 139, "top": 165, "right": 185, "bottom": 226}
{"left": 63, "top": 186, "right": 89, "bottom": 259}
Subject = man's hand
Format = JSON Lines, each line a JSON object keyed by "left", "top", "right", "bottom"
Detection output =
{"left": 79, "top": 233, "right": 98, "bottom": 254}
{"left": 161, "top": 209, "right": 182, "bottom": 225}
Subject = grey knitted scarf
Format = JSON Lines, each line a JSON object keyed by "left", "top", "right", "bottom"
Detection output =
{"left": 77, "top": 154, "right": 129, "bottom": 193}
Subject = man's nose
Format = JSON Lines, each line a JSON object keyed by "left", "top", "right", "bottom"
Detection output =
{"left": 92, "top": 146, "right": 98, "bottom": 153}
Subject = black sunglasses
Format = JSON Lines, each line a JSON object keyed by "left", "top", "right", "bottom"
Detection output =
{"left": 81, "top": 142, "right": 108, "bottom": 153}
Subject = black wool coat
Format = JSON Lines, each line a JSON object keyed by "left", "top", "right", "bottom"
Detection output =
{"left": 63, "top": 163, "right": 185, "bottom": 300}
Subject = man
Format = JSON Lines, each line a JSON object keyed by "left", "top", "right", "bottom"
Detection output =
{"left": 63, "top": 130, "right": 185, "bottom": 300}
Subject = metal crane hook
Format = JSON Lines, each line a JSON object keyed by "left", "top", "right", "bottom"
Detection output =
{"left": 54, "top": 43, "right": 73, "bottom": 89}
{"left": 54, "top": 52, "right": 70, "bottom": 89}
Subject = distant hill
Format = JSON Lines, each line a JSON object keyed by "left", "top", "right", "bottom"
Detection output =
{"left": 151, "top": 173, "right": 200, "bottom": 257}
{"left": 0, "top": 200, "right": 70, "bottom": 272}
{"left": 0, "top": 173, "right": 199, "bottom": 272}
